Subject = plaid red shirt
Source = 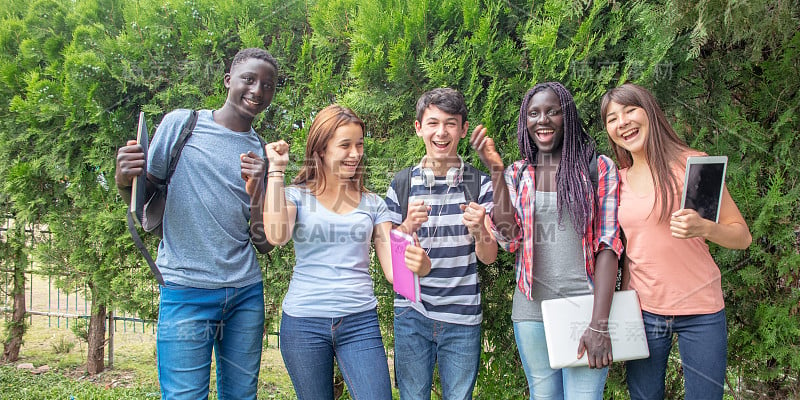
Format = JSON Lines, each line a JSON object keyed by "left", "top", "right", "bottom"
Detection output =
{"left": 491, "top": 155, "right": 624, "bottom": 300}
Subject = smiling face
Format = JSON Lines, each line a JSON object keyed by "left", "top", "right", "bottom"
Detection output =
{"left": 320, "top": 122, "right": 364, "bottom": 181}
{"left": 415, "top": 105, "right": 468, "bottom": 162}
{"left": 223, "top": 57, "right": 277, "bottom": 120}
{"left": 604, "top": 101, "right": 650, "bottom": 157}
{"left": 526, "top": 89, "right": 564, "bottom": 155}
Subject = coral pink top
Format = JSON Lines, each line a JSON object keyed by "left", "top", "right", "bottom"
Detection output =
{"left": 618, "top": 161, "right": 724, "bottom": 315}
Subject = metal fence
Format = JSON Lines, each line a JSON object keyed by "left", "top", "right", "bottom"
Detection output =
{"left": 1, "top": 216, "right": 157, "bottom": 367}
{"left": 1, "top": 215, "right": 280, "bottom": 368}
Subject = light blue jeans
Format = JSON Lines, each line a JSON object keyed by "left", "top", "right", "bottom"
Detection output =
{"left": 156, "top": 281, "right": 264, "bottom": 400}
{"left": 279, "top": 308, "right": 392, "bottom": 400}
{"left": 394, "top": 306, "right": 481, "bottom": 400}
{"left": 514, "top": 321, "right": 608, "bottom": 400}
{"left": 626, "top": 310, "right": 727, "bottom": 400}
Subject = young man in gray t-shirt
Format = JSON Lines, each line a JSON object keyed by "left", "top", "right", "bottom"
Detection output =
{"left": 114, "top": 48, "right": 276, "bottom": 400}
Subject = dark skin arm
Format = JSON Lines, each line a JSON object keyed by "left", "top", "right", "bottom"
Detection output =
{"left": 241, "top": 150, "right": 274, "bottom": 254}
{"left": 620, "top": 255, "right": 630, "bottom": 290}
{"left": 619, "top": 232, "right": 629, "bottom": 290}
{"left": 577, "top": 248, "right": 617, "bottom": 368}
{"left": 115, "top": 139, "right": 157, "bottom": 205}
{"left": 117, "top": 138, "right": 273, "bottom": 253}
{"left": 469, "top": 125, "right": 519, "bottom": 240}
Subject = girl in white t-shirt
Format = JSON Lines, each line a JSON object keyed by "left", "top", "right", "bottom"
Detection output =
{"left": 248, "top": 104, "right": 431, "bottom": 399}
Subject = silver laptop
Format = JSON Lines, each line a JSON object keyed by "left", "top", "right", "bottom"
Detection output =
{"left": 541, "top": 290, "right": 650, "bottom": 369}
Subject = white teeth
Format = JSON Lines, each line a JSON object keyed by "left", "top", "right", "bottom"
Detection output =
{"left": 621, "top": 129, "right": 638, "bottom": 139}
{"left": 536, "top": 129, "right": 554, "bottom": 139}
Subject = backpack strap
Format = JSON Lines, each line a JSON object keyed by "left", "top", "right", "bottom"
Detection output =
{"left": 515, "top": 161, "right": 531, "bottom": 191}
{"left": 250, "top": 134, "right": 273, "bottom": 255}
{"left": 254, "top": 134, "right": 270, "bottom": 184}
{"left": 166, "top": 110, "right": 199, "bottom": 185}
{"left": 461, "top": 163, "right": 483, "bottom": 205}
{"left": 127, "top": 211, "right": 165, "bottom": 286}
{"left": 589, "top": 152, "right": 598, "bottom": 190}
{"left": 395, "top": 167, "right": 413, "bottom": 222}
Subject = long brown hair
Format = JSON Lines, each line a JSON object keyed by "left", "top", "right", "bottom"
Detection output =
{"left": 292, "top": 104, "right": 367, "bottom": 194}
{"left": 600, "top": 83, "right": 690, "bottom": 222}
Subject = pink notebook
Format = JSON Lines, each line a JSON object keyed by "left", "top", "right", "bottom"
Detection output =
{"left": 390, "top": 230, "right": 421, "bottom": 302}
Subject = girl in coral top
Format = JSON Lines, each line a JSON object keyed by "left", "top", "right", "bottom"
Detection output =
{"left": 601, "top": 83, "right": 752, "bottom": 400}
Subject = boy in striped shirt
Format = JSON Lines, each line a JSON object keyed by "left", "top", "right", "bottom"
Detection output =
{"left": 385, "top": 88, "right": 497, "bottom": 400}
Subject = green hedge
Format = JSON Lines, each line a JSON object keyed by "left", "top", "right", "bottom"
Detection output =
{"left": 1, "top": 0, "right": 798, "bottom": 397}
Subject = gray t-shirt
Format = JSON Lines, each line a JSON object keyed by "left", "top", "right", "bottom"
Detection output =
{"left": 148, "top": 109, "right": 265, "bottom": 289}
{"left": 281, "top": 187, "right": 391, "bottom": 318}
{"left": 512, "top": 191, "right": 592, "bottom": 322}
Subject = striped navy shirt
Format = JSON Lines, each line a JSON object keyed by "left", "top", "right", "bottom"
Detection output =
{"left": 385, "top": 165, "right": 493, "bottom": 325}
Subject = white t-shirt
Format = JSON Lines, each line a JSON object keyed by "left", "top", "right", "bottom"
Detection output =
{"left": 281, "top": 186, "right": 391, "bottom": 318}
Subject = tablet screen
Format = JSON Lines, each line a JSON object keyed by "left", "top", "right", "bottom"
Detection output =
{"left": 681, "top": 156, "right": 727, "bottom": 223}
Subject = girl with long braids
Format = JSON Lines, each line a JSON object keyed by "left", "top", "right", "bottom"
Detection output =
{"left": 602, "top": 83, "right": 751, "bottom": 400}
{"left": 471, "top": 82, "right": 623, "bottom": 399}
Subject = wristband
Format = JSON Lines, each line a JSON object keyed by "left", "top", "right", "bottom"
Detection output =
{"left": 588, "top": 326, "right": 610, "bottom": 334}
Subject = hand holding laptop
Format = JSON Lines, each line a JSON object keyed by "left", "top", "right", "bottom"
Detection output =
{"left": 114, "top": 115, "right": 147, "bottom": 191}
{"left": 541, "top": 290, "right": 649, "bottom": 369}
{"left": 577, "top": 323, "right": 613, "bottom": 368}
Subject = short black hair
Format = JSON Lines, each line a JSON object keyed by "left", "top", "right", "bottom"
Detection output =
{"left": 415, "top": 87, "right": 468, "bottom": 125}
{"left": 231, "top": 48, "right": 279, "bottom": 72}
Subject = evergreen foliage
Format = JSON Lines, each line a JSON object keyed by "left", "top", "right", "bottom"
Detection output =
{"left": 660, "top": 0, "right": 800, "bottom": 396}
{"left": 0, "top": 0, "right": 797, "bottom": 396}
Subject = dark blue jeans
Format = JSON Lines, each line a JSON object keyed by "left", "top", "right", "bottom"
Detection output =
{"left": 156, "top": 281, "right": 264, "bottom": 400}
{"left": 626, "top": 309, "right": 727, "bottom": 400}
{"left": 279, "top": 308, "right": 392, "bottom": 400}
{"left": 394, "top": 306, "right": 481, "bottom": 400}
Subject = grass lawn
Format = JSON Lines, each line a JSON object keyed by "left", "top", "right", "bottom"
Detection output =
{"left": 0, "top": 283, "right": 297, "bottom": 400}
{"left": 0, "top": 314, "right": 296, "bottom": 399}
{"left": 1, "top": 274, "right": 406, "bottom": 399}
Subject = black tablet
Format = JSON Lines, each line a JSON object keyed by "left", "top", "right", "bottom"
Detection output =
{"left": 681, "top": 156, "right": 728, "bottom": 223}
{"left": 130, "top": 111, "right": 149, "bottom": 226}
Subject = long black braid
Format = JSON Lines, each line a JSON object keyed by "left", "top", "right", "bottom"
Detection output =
{"left": 516, "top": 82, "right": 596, "bottom": 234}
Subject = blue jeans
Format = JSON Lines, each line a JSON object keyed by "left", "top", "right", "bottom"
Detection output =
{"left": 626, "top": 309, "right": 727, "bottom": 400}
{"left": 514, "top": 321, "right": 608, "bottom": 400}
{"left": 279, "top": 308, "right": 392, "bottom": 400}
{"left": 157, "top": 281, "right": 264, "bottom": 400}
{"left": 393, "top": 307, "right": 481, "bottom": 400}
